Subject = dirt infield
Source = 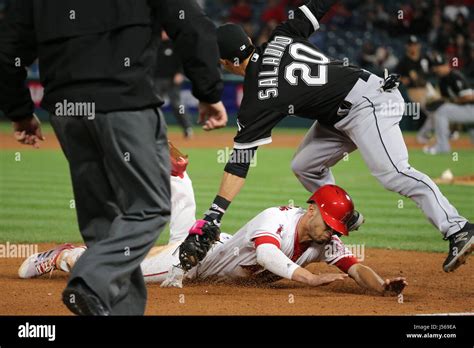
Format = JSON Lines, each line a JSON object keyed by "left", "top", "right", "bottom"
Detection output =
{"left": 434, "top": 175, "right": 474, "bottom": 186}
{"left": 1, "top": 130, "right": 473, "bottom": 150}
{"left": 0, "top": 244, "right": 472, "bottom": 315}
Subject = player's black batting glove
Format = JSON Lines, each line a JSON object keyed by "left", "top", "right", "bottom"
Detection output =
{"left": 381, "top": 69, "right": 400, "bottom": 92}
{"left": 178, "top": 220, "right": 221, "bottom": 271}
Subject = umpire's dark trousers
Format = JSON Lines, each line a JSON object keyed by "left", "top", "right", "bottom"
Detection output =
{"left": 50, "top": 108, "right": 170, "bottom": 315}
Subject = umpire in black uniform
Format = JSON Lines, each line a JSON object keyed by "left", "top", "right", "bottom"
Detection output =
{"left": 0, "top": 0, "right": 227, "bottom": 315}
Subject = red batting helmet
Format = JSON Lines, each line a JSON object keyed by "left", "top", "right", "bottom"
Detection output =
{"left": 306, "top": 185, "right": 354, "bottom": 235}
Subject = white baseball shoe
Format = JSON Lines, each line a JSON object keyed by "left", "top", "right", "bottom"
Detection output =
{"left": 18, "top": 243, "right": 75, "bottom": 279}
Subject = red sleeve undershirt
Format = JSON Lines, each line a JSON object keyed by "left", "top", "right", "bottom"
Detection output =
{"left": 334, "top": 256, "right": 359, "bottom": 273}
{"left": 254, "top": 235, "right": 281, "bottom": 249}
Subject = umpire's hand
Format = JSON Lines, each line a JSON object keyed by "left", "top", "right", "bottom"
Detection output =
{"left": 12, "top": 114, "right": 45, "bottom": 149}
{"left": 198, "top": 101, "right": 228, "bottom": 131}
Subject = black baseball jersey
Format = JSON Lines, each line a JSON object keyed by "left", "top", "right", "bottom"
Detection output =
{"left": 233, "top": 2, "right": 364, "bottom": 149}
{"left": 439, "top": 70, "right": 472, "bottom": 101}
{"left": 0, "top": 0, "right": 223, "bottom": 121}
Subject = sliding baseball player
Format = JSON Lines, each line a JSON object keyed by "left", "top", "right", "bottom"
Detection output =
{"left": 19, "top": 142, "right": 196, "bottom": 276}
{"left": 19, "top": 185, "right": 406, "bottom": 297}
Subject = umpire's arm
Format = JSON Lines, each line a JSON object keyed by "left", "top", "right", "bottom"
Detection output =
{"left": 0, "top": 0, "right": 45, "bottom": 148}
{"left": 0, "top": 0, "right": 37, "bottom": 122}
{"left": 150, "top": 0, "right": 227, "bottom": 130}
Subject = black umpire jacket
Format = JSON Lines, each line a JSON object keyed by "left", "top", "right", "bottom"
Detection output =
{"left": 0, "top": 0, "right": 223, "bottom": 121}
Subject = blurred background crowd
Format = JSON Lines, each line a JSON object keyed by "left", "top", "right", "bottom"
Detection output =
{"left": 205, "top": 0, "right": 473, "bottom": 78}
{"left": 1, "top": 0, "right": 471, "bottom": 77}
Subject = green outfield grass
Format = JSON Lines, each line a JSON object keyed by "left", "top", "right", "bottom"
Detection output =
{"left": 0, "top": 121, "right": 202, "bottom": 135}
{"left": 0, "top": 121, "right": 307, "bottom": 136}
{"left": 0, "top": 129, "right": 473, "bottom": 252}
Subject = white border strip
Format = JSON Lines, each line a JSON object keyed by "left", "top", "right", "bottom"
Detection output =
{"left": 415, "top": 312, "right": 473, "bottom": 316}
{"left": 299, "top": 5, "right": 320, "bottom": 31}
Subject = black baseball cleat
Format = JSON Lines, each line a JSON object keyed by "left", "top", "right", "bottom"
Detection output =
{"left": 347, "top": 210, "right": 365, "bottom": 232}
{"left": 62, "top": 280, "right": 110, "bottom": 316}
{"left": 443, "top": 222, "right": 474, "bottom": 273}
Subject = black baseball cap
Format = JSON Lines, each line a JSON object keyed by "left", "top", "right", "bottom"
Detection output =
{"left": 217, "top": 24, "right": 254, "bottom": 63}
{"left": 430, "top": 52, "right": 447, "bottom": 66}
{"left": 406, "top": 35, "right": 419, "bottom": 45}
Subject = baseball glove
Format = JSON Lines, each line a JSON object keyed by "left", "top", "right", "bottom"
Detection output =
{"left": 179, "top": 221, "right": 221, "bottom": 271}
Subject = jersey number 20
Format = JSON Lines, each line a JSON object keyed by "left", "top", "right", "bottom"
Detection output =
{"left": 284, "top": 43, "right": 329, "bottom": 86}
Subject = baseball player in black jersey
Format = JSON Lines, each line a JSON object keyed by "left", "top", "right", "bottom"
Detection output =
{"left": 178, "top": 0, "right": 473, "bottom": 274}
{"left": 395, "top": 35, "right": 433, "bottom": 144}
{"left": 423, "top": 53, "right": 474, "bottom": 154}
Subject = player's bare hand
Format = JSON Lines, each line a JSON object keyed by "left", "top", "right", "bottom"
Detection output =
{"left": 173, "top": 73, "right": 184, "bottom": 85}
{"left": 383, "top": 277, "right": 407, "bottom": 296}
{"left": 198, "top": 101, "right": 228, "bottom": 131}
{"left": 12, "top": 114, "right": 45, "bottom": 149}
{"left": 311, "top": 273, "right": 348, "bottom": 286}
